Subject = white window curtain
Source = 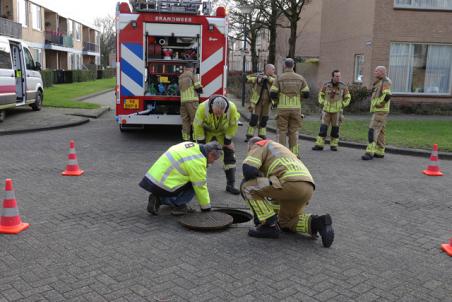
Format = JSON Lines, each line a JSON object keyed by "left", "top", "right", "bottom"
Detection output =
{"left": 31, "top": 3, "right": 41, "bottom": 30}
{"left": 17, "top": 0, "right": 27, "bottom": 26}
{"left": 395, "top": 0, "right": 452, "bottom": 9}
{"left": 425, "top": 45, "right": 452, "bottom": 93}
{"left": 389, "top": 43, "right": 413, "bottom": 93}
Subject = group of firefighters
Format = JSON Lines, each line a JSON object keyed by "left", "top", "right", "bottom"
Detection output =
{"left": 139, "top": 57, "right": 393, "bottom": 248}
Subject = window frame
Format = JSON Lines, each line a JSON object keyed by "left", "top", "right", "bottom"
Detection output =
{"left": 17, "top": 0, "right": 28, "bottom": 27}
{"left": 394, "top": 0, "right": 452, "bottom": 11}
{"left": 389, "top": 42, "right": 452, "bottom": 96}
{"left": 353, "top": 54, "right": 364, "bottom": 83}
{"left": 30, "top": 3, "right": 42, "bottom": 31}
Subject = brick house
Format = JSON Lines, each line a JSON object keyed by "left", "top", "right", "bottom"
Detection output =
{"left": 276, "top": 0, "right": 452, "bottom": 104}
{"left": 0, "top": 0, "right": 100, "bottom": 70}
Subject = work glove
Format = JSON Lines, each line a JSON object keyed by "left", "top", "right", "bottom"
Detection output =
{"left": 197, "top": 139, "right": 206, "bottom": 144}
{"left": 195, "top": 87, "right": 203, "bottom": 94}
{"left": 201, "top": 207, "right": 211, "bottom": 212}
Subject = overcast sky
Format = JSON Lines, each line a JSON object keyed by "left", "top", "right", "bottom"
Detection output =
{"left": 34, "top": 0, "right": 118, "bottom": 27}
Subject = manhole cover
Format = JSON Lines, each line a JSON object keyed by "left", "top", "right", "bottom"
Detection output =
{"left": 213, "top": 208, "right": 253, "bottom": 224}
{"left": 178, "top": 211, "right": 233, "bottom": 231}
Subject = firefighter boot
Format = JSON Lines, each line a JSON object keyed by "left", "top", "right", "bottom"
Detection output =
{"left": 248, "top": 215, "right": 280, "bottom": 239}
{"left": 147, "top": 194, "right": 161, "bottom": 215}
{"left": 225, "top": 168, "right": 240, "bottom": 195}
{"left": 311, "top": 214, "right": 334, "bottom": 248}
{"left": 312, "top": 124, "right": 327, "bottom": 151}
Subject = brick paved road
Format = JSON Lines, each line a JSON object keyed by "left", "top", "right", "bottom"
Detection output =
{"left": 1, "top": 107, "right": 452, "bottom": 301}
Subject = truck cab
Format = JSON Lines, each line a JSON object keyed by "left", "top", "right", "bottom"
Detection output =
{"left": 0, "top": 35, "right": 44, "bottom": 122}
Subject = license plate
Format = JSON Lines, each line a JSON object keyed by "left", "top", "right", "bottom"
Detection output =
{"left": 124, "top": 99, "right": 139, "bottom": 109}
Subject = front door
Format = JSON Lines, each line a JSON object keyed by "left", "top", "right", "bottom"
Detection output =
{"left": 10, "top": 42, "right": 25, "bottom": 103}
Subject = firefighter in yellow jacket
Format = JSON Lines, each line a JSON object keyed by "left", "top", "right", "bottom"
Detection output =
{"left": 179, "top": 62, "right": 203, "bottom": 141}
{"left": 270, "top": 58, "right": 310, "bottom": 157}
{"left": 240, "top": 137, "right": 334, "bottom": 247}
{"left": 312, "top": 70, "right": 351, "bottom": 151}
{"left": 193, "top": 95, "right": 241, "bottom": 195}
{"left": 245, "top": 64, "right": 276, "bottom": 142}
{"left": 362, "top": 66, "right": 392, "bottom": 160}
{"left": 139, "top": 141, "right": 222, "bottom": 216}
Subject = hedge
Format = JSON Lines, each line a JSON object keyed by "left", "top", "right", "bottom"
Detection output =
{"left": 40, "top": 68, "right": 116, "bottom": 87}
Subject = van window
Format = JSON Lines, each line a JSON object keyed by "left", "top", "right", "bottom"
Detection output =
{"left": 0, "top": 49, "right": 12, "bottom": 69}
{"left": 24, "top": 47, "right": 35, "bottom": 70}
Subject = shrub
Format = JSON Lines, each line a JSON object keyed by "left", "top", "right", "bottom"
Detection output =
{"left": 40, "top": 70, "right": 55, "bottom": 87}
{"left": 347, "top": 83, "right": 372, "bottom": 113}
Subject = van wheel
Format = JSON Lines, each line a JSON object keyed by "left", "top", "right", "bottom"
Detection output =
{"left": 0, "top": 110, "right": 5, "bottom": 122}
{"left": 31, "top": 90, "right": 43, "bottom": 111}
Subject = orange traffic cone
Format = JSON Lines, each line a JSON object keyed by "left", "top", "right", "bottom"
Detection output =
{"left": 0, "top": 179, "right": 29, "bottom": 234}
{"left": 423, "top": 144, "right": 443, "bottom": 176}
{"left": 62, "top": 140, "right": 84, "bottom": 176}
{"left": 441, "top": 238, "right": 452, "bottom": 257}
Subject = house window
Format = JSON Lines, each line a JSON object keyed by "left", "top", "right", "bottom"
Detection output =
{"left": 17, "top": 0, "right": 28, "bottom": 27}
{"left": 75, "top": 22, "right": 81, "bottom": 41}
{"left": 31, "top": 3, "right": 41, "bottom": 30}
{"left": 68, "top": 20, "right": 73, "bottom": 36}
{"left": 389, "top": 42, "right": 452, "bottom": 94}
{"left": 354, "top": 54, "right": 364, "bottom": 83}
{"left": 394, "top": 0, "right": 452, "bottom": 10}
{"left": 0, "top": 48, "right": 12, "bottom": 69}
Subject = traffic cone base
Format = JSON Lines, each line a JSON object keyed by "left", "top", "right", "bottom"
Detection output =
{"left": 0, "top": 222, "right": 29, "bottom": 234}
{"left": 441, "top": 239, "right": 452, "bottom": 257}
{"left": 61, "top": 168, "right": 84, "bottom": 176}
{"left": 423, "top": 169, "right": 443, "bottom": 177}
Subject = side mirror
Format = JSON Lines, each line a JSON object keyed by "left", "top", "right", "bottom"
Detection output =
{"left": 35, "top": 62, "right": 41, "bottom": 71}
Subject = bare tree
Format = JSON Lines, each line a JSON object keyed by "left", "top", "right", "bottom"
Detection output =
{"left": 229, "top": 1, "right": 265, "bottom": 72}
{"left": 274, "top": 0, "right": 311, "bottom": 59}
{"left": 253, "top": 0, "right": 283, "bottom": 65}
{"left": 94, "top": 16, "right": 116, "bottom": 68}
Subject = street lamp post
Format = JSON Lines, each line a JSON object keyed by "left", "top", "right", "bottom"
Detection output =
{"left": 240, "top": 5, "right": 252, "bottom": 107}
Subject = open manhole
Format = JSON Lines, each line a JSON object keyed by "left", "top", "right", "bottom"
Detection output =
{"left": 213, "top": 208, "right": 253, "bottom": 224}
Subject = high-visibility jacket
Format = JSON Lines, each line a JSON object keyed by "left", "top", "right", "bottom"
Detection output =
{"left": 193, "top": 98, "right": 240, "bottom": 142}
{"left": 178, "top": 71, "right": 202, "bottom": 103}
{"left": 243, "top": 139, "right": 315, "bottom": 186}
{"left": 247, "top": 73, "right": 275, "bottom": 105}
{"left": 270, "top": 69, "right": 309, "bottom": 109}
{"left": 370, "top": 77, "right": 392, "bottom": 113}
{"left": 145, "top": 142, "right": 210, "bottom": 209}
{"left": 319, "top": 81, "right": 351, "bottom": 113}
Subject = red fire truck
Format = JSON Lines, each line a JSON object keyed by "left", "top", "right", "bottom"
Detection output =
{"left": 115, "top": 0, "right": 228, "bottom": 130}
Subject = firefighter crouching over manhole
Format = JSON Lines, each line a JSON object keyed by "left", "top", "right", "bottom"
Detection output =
{"left": 240, "top": 137, "right": 335, "bottom": 248}
{"left": 139, "top": 141, "right": 222, "bottom": 216}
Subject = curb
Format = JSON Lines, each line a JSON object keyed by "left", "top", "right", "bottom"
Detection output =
{"left": 0, "top": 118, "right": 90, "bottom": 136}
{"left": 75, "top": 89, "right": 114, "bottom": 101}
{"left": 238, "top": 109, "right": 452, "bottom": 160}
{"left": 66, "top": 107, "right": 111, "bottom": 119}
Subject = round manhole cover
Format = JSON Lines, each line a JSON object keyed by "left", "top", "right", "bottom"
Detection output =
{"left": 178, "top": 211, "right": 233, "bottom": 231}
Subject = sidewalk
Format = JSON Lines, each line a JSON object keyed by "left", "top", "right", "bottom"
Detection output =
{"left": 229, "top": 95, "right": 452, "bottom": 160}
{"left": 0, "top": 90, "right": 113, "bottom": 136}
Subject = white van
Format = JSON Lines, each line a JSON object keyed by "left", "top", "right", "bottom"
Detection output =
{"left": 0, "top": 35, "right": 44, "bottom": 122}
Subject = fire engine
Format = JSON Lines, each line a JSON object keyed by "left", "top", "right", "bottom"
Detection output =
{"left": 115, "top": 0, "right": 228, "bottom": 130}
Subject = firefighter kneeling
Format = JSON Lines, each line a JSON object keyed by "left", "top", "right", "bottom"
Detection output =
{"left": 139, "top": 141, "right": 222, "bottom": 216}
{"left": 240, "top": 137, "right": 334, "bottom": 247}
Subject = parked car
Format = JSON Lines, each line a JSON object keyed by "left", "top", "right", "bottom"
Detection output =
{"left": 0, "top": 35, "right": 43, "bottom": 122}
